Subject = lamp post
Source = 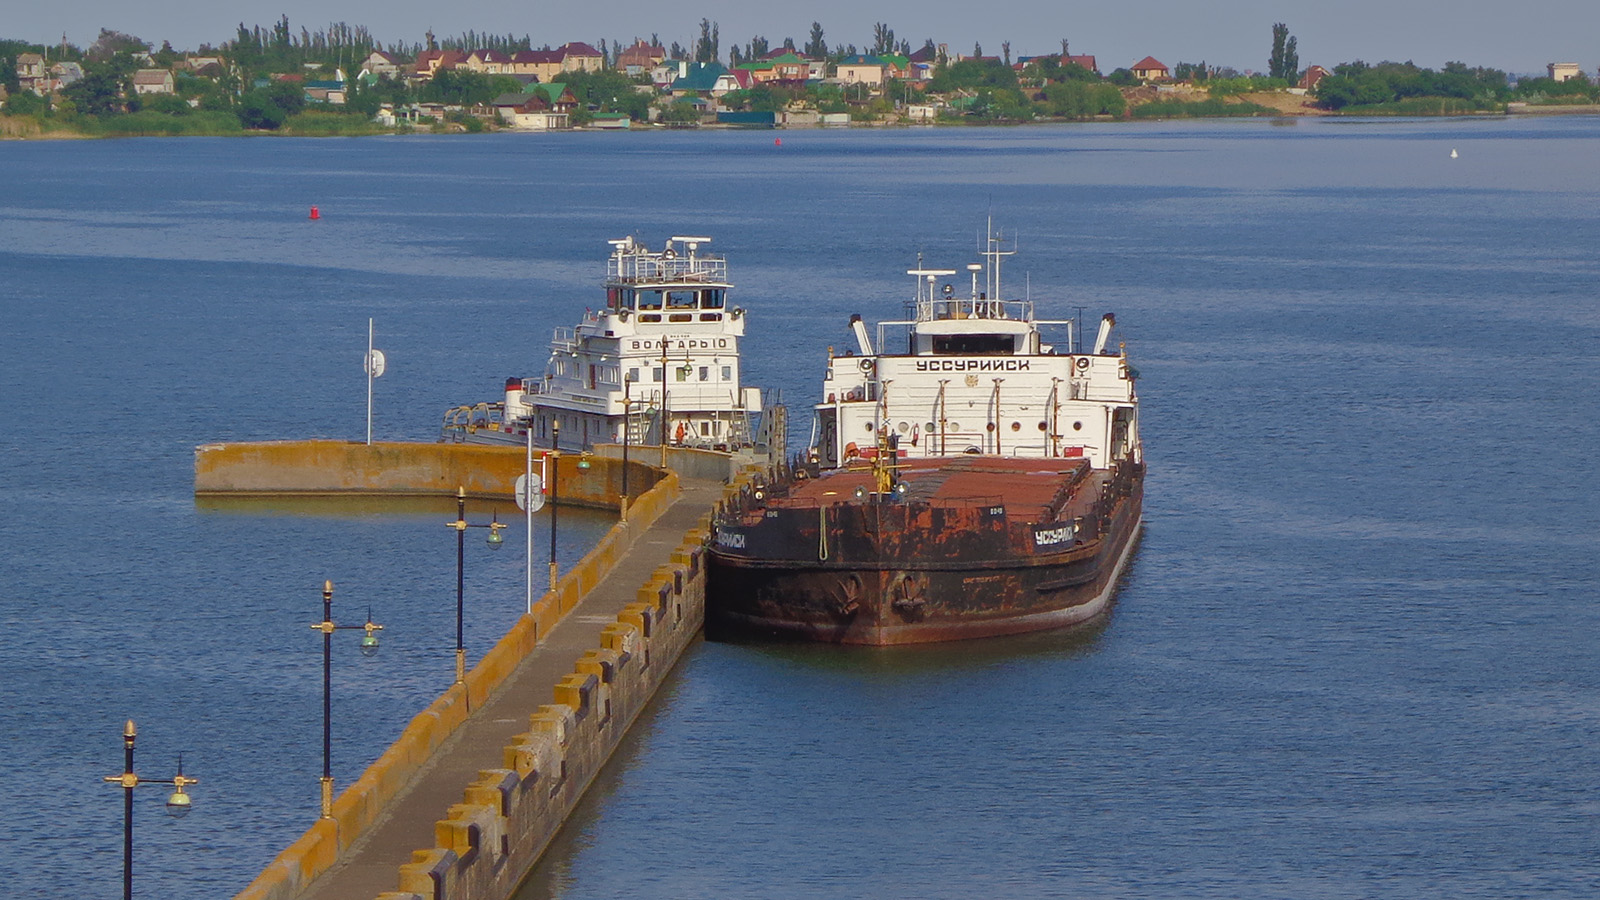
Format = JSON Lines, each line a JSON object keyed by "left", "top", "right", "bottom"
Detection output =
{"left": 620, "top": 380, "right": 631, "bottom": 523}
{"left": 103, "top": 719, "right": 198, "bottom": 900}
{"left": 447, "top": 487, "right": 504, "bottom": 684}
{"left": 310, "top": 580, "right": 382, "bottom": 818}
{"left": 549, "top": 421, "right": 561, "bottom": 593}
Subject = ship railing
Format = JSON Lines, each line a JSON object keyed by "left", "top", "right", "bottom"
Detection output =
{"left": 440, "top": 402, "right": 506, "bottom": 441}
{"left": 915, "top": 297, "right": 1035, "bottom": 323}
{"left": 550, "top": 326, "right": 577, "bottom": 353}
{"left": 608, "top": 254, "right": 727, "bottom": 284}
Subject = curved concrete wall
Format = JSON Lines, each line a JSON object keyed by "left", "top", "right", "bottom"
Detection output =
{"left": 195, "top": 440, "right": 663, "bottom": 510}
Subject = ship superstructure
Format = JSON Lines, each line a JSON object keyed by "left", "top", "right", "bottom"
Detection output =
{"left": 444, "top": 236, "right": 765, "bottom": 452}
{"left": 813, "top": 242, "right": 1139, "bottom": 471}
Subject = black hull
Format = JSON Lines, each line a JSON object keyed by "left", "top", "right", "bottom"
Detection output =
{"left": 708, "top": 466, "right": 1143, "bottom": 645}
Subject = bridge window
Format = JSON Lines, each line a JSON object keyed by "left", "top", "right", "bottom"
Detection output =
{"left": 666, "top": 290, "right": 698, "bottom": 309}
{"left": 638, "top": 291, "right": 663, "bottom": 310}
{"left": 702, "top": 289, "right": 726, "bottom": 309}
{"left": 932, "top": 333, "right": 1014, "bottom": 355}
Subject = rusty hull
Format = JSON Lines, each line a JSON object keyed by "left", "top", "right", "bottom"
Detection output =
{"left": 707, "top": 457, "right": 1144, "bottom": 645}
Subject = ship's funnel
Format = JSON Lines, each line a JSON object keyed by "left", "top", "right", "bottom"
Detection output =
{"left": 850, "top": 314, "right": 874, "bottom": 357}
{"left": 1093, "top": 313, "right": 1116, "bottom": 355}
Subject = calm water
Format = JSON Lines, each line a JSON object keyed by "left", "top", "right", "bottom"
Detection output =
{"left": 3, "top": 119, "right": 1598, "bottom": 899}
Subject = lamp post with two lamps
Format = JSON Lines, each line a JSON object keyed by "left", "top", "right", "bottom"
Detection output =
{"left": 447, "top": 487, "right": 504, "bottom": 684}
{"left": 310, "top": 580, "right": 382, "bottom": 818}
{"left": 103, "top": 719, "right": 198, "bottom": 900}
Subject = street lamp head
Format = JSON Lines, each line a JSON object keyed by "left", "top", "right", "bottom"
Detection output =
{"left": 165, "top": 789, "right": 193, "bottom": 818}
{"left": 360, "top": 610, "right": 383, "bottom": 657}
{"left": 486, "top": 524, "right": 504, "bottom": 549}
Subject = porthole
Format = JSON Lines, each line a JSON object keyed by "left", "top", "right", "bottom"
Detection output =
{"left": 1037, "top": 422, "right": 1048, "bottom": 431}
{"left": 926, "top": 422, "right": 937, "bottom": 433}
{"left": 1072, "top": 421, "right": 1083, "bottom": 431}
{"left": 865, "top": 422, "right": 876, "bottom": 433}
{"left": 1010, "top": 422, "right": 1021, "bottom": 432}
{"left": 897, "top": 421, "right": 909, "bottom": 433}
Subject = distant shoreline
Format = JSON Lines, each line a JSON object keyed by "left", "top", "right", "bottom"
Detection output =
{"left": 4, "top": 103, "right": 1596, "bottom": 141}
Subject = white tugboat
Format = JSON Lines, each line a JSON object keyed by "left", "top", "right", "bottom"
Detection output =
{"left": 708, "top": 232, "right": 1143, "bottom": 644}
{"left": 443, "top": 236, "right": 774, "bottom": 453}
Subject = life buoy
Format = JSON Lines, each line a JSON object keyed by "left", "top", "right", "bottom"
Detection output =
{"left": 858, "top": 358, "right": 875, "bottom": 375}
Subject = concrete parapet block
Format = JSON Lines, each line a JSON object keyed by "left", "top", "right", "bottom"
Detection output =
{"left": 436, "top": 801, "right": 501, "bottom": 862}
{"left": 530, "top": 704, "right": 575, "bottom": 745}
{"left": 576, "top": 648, "right": 621, "bottom": 684}
{"left": 553, "top": 672, "right": 599, "bottom": 721}
{"left": 619, "top": 602, "right": 655, "bottom": 639}
{"left": 464, "top": 769, "right": 518, "bottom": 814}
{"left": 397, "top": 847, "right": 458, "bottom": 898}
{"left": 504, "top": 729, "right": 560, "bottom": 781}
{"left": 601, "top": 622, "right": 639, "bottom": 661}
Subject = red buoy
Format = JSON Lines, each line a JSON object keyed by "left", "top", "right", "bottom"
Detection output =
{"left": 309, "top": 205, "right": 320, "bottom": 220}
{"left": 774, "top": 138, "right": 782, "bottom": 146}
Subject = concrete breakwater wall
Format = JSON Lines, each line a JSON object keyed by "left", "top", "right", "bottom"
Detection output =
{"left": 206, "top": 440, "right": 748, "bottom": 900}
{"left": 378, "top": 511, "right": 721, "bottom": 900}
{"left": 195, "top": 440, "right": 663, "bottom": 508}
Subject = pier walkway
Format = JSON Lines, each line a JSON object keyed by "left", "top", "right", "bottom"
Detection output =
{"left": 294, "top": 477, "right": 726, "bottom": 900}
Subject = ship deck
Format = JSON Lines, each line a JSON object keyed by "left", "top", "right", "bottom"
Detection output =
{"left": 775, "top": 455, "right": 1094, "bottom": 521}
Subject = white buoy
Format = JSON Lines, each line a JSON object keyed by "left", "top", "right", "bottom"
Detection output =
{"left": 1450, "top": 148, "right": 1458, "bottom": 159}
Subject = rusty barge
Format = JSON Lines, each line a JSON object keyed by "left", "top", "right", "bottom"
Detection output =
{"left": 707, "top": 234, "right": 1143, "bottom": 645}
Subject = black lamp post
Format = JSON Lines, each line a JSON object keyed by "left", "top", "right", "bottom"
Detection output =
{"left": 103, "top": 719, "right": 197, "bottom": 900}
{"left": 310, "top": 580, "right": 382, "bottom": 818}
{"left": 447, "top": 487, "right": 505, "bottom": 684}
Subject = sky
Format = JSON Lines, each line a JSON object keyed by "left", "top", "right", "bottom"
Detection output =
{"left": 7, "top": 0, "right": 1597, "bottom": 76}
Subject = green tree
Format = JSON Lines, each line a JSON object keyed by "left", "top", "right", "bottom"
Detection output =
{"left": 1268, "top": 23, "right": 1298, "bottom": 82}
{"left": 804, "top": 22, "right": 827, "bottom": 58}
{"left": 3, "top": 89, "right": 46, "bottom": 117}
{"left": 871, "top": 23, "right": 896, "bottom": 56}
{"left": 695, "top": 19, "right": 719, "bottom": 64}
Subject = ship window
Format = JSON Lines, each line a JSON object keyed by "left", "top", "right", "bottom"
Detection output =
{"left": 699, "top": 367, "right": 708, "bottom": 381}
{"left": 627, "top": 368, "right": 640, "bottom": 383}
{"left": 701, "top": 422, "right": 710, "bottom": 436}
{"left": 926, "top": 422, "right": 936, "bottom": 433}
{"left": 1073, "top": 421, "right": 1083, "bottom": 431}
{"left": 638, "top": 291, "right": 663, "bottom": 310}
{"left": 675, "top": 367, "right": 687, "bottom": 382}
{"left": 702, "top": 289, "right": 725, "bottom": 309}
{"left": 668, "top": 313, "right": 693, "bottom": 323}
{"left": 721, "top": 366, "right": 731, "bottom": 381}
{"left": 640, "top": 314, "right": 661, "bottom": 322}
{"left": 699, "top": 313, "right": 723, "bottom": 322}
{"left": 932, "top": 333, "right": 1014, "bottom": 355}
{"left": 1011, "top": 422, "right": 1021, "bottom": 431}
{"left": 666, "top": 290, "right": 697, "bottom": 309}
{"left": 607, "top": 287, "right": 621, "bottom": 307}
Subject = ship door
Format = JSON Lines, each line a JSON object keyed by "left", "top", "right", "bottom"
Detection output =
{"left": 1110, "top": 408, "right": 1133, "bottom": 461}
{"left": 818, "top": 409, "right": 838, "bottom": 468}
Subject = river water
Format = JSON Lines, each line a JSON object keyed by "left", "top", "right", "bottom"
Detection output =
{"left": 3, "top": 118, "right": 1598, "bottom": 899}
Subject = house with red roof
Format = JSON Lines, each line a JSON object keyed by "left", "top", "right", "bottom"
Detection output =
{"left": 413, "top": 50, "right": 466, "bottom": 81}
{"left": 1131, "top": 57, "right": 1169, "bottom": 81}
{"left": 616, "top": 41, "right": 666, "bottom": 76}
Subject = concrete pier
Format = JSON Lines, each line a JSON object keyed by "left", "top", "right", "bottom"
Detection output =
{"left": 201, "top": 441, "right": 752, "bottom": 900}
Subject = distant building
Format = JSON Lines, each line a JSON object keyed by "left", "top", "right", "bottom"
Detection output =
{"left": 1299, "top": 65, "right": 1331, "bottom": 90}
{"left": 359, "top": 51, "right": 401, "bottom": 79}
{"left": 132, "top": 69, "right": 176, "bottom": 95}
{"left": 1548, "top": 62, "right": 1582, "bottom": 82}
{"left": 616, "top": 41, "right": 666, "bottom": 76}
{"left": 1130, "top": 57, "right": 1170, "bottom": 82}
{"left": 15, "top": 52, "right": 46, "bottom": 94}
{"left": 837, "top": 55, "right": 887, "bottom": 86}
